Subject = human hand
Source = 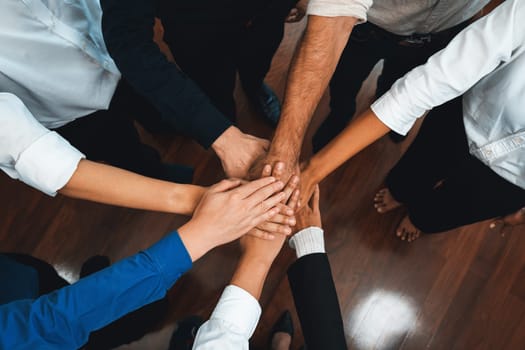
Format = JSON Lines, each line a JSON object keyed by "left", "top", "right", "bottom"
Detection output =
{"left": 248, "top": 151, "right": 300, "bottom": 186}
{"left": 285, "top": 0, "right": 309, "bottom": 23}
{"left": 295, "top": 185, "right": 321, "bottom": 230}
{"left": 296, "top": 160, "right": 318, "bottom": 210}
{"left": 212, "top": 126, "right": 270, "bottom": 178}
{"left": 251, "top": 162, "right": 300, "bottom": 239}
{"left": 489, "top": 207, "right": 525, "bottom": 235}
{"left": 178, "top": 177, "right": 286, "bottom": 261}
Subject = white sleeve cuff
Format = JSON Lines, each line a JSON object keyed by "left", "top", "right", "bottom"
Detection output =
{"left": 208, "top": 285, "right": 261, "bottom": 338}
{"left": 289, "top": 227, "right": 325, "bottom": 258}
{"left": 15, "top": 131, "right": 85, "bottom": 196}
{"left": 371, "top": 90, "right": 421, "bottom": 136}
{"left": 307, "top": 0, "right": 371, "bottom": 21}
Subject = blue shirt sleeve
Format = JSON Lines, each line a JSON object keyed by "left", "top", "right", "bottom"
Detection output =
{"left": 0, "top": 231, "right": 192, "bottom": 350}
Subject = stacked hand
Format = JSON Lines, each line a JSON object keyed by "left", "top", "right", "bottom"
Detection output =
{"left": 178, "top": 177, "right": 286, "bottom": 261}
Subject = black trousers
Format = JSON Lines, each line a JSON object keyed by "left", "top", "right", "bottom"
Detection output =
{"left": 313, "top": 21, "right": 468, "bottom": 151}
{"left": 158, "top": 0, "right": 298, "bottom": 120}
{"left": 55, "top": 81, "right": 193, "bottom": 184}
{"left": 3, "top": 253, "right": 168, "bottom": 350}
{"left": 386, "top": 98, "right": 525, "bottom": 233}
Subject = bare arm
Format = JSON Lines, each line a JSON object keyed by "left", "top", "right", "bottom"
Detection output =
{"left": 59, "top": 160, "right": 205, "bottom": 216}
{"left": 253, "top": 15, "right": 358, "bottom": 180}
{"left": 300, "top": 108, "right": 390, "bottom": 203}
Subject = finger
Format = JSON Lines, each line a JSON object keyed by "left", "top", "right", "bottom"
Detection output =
{"left": 211, "top": 178, "right": 242, "bottom": 193}
{"left": 257, "top": 221, "right": 292, "bottom": 236}
{"left": 262, "top": 164, "right": 272, "bottom": 177}
{"left": 282, "top": 175, "right": 300, "bottom": 203}
{"left": 275, "top": 203, "right": 294, "bottom": 217}
{"left": 251, "top": 206, "right": 280, "bottom": 228}
{"left": 246, "top": 180, "right": 285, "bottom": 206}
{"left": 287, "top": 189, "right": 300, "bottom": 212}
{"left": 248, "top": 228, "right": 275, "bottom": 241}
{"left": 269, "top": 212, "right": 296, "bottom": 226}
{"left": 233, "top": 176, "right": 277, "bottom": 198}
{"left": 311, "top": 186, "right": 320, "bottom": 212}
{"left": 272, "top": 162, "right": 285, "bottom": 179}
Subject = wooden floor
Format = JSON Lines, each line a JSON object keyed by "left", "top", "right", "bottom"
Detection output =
{"left": 2, "top": 20, "right": 525, "bottom": 350}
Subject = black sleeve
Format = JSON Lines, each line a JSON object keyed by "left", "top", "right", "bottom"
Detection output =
{"left": 100, "top": 0, "right": 232, "bottom": 148}
{"left": 287, "top": 253, "right": 347, "bottom": 350}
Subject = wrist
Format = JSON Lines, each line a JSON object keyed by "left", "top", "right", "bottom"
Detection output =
{"left": 303, "top": 157, "right": 323, "bottom": 184}
{"left": 177, "top": 221, "right": 216, "bottom": 262}
{"left": 212, "top": 126, "right": 240, "bottom": 160}
{"left": 168, "top": 185, "right": 206, "bottom": 215}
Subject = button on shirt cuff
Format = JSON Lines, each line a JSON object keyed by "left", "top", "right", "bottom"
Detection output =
{"left": 209, "top": 285, "right": 262, "bottom": 337}
{"left": 307, "top": 0, "right": 370, "bottom": 21}
{"left": 289, "top": 226, "right": 326, "bottom": 258}
{"left": 15, "top": 131, "right": 85, "bottom": 196}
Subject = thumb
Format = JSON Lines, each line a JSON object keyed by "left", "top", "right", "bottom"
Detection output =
{"left": 212, "top": 178, "right": 242, "bottom": 193}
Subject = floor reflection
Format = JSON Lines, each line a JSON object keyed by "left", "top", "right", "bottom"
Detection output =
{"left": 346, "top": 290, "right": 417, "bottom": 349}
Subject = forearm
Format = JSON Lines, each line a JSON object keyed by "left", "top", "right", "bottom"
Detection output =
{"left": 230, "top": 256, "right": 272, "bottom": 300}
{"left": 305, "top": 108, "right": 390, "bottom": 183}
{"left": 60, "top": 160, "right": 205, "bottom": 215}
{"left": 271, "top": 15, "right": 357, "bottom": 161}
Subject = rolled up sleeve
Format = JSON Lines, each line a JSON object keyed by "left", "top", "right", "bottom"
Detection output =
{"left": 307, "top": 0, "right": 372, "bottom": 21}
{"left": 0, "top": 93, "right": 84, "bottom": 196}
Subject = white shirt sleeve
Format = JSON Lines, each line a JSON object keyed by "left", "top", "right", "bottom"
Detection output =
{"left": 0, "top": 93, "right": 85, "bottom": 196}
{"left": 193, "top": 285, "right": 261, "bottom": 350}
{"left": 370, "top": 0, "right": 524, "bottom": 136}
{"left": 307, "top": 0, "right": 372, "bottom": 21}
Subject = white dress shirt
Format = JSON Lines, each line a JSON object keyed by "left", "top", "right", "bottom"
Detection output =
{"left": 371, "top": 0, "right": 525, "bottom": 190}
{"left": 193, "top": 227, "right": 326, "bottom": 349}
{"left": 0, "top": 0, "right": 120, "bottom": 195}
{"left": 307, "top": 0, "right": 490, "bottom": 35}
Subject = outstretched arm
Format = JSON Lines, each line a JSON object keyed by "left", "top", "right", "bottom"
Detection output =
{"left": 193, "top": 190, "right": 300, "bottom": 349}
{"left": 300, "top": 0, "right": 524, "bottom": 204}
{"left": 1, "top": 175, "right": 286, "bottom": 349}
{"left": 252, "top": 14, "right": 358, "bottom": 181}
{"left": 60, "top": 160, "right": 205, "bottom": 215}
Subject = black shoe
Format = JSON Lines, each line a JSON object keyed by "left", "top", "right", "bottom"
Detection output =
{"left": 270, "top": 310, "right": 294, "bottom": 345}
{"left": 169, "top": 315, "right": 204, "bottom": 350}
{"left": 312, "top": 112, "right": 349, "bottom": 153}
{"left": 160, "top": 163, "right": 194, "bottom": 184}
{"left": 80, "top": 255, "right": 111, "bottom": 278}
{"left": 247, "top": 82, "right": 281, "bottom": 127}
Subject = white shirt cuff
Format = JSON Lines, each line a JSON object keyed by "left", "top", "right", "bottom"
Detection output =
{"left": 208, "top": 285, "right": 261, "bottom": 338}
{"left": 289, "top": 227, "right": 325, "bottom": 258}
{"left": 15, "top": 131, "right": 85, "bottom": 196}
{"left": 371, "top": 90, "right": 419, "bottom": 136}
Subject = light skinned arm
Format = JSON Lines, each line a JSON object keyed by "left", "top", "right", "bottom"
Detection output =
{"left": 250, "top": 15, "right": 358, "bottom": 181}
{"left": 59, "top": 159, "right": 206, "bottom": 216}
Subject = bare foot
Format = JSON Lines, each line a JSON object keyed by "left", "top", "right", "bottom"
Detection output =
{"left": 489, "top": 207, "right": 525, "bottom": 236}
{"left": 374, "top": 188, "right": 402, "bottom": 214}
{"left": 396, "top": 215, "right": 422, "bottom": 242}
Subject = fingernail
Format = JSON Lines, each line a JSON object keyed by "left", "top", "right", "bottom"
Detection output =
{"left": 289, "top": 219, "right": 296, "bottom": 225}
{"left": 490, "top": 223, "right": 496, "bottom": 229}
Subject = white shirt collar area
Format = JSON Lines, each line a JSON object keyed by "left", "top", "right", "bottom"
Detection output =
{"left": 289, "top": 226, "right": 326, "bottom": 258}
